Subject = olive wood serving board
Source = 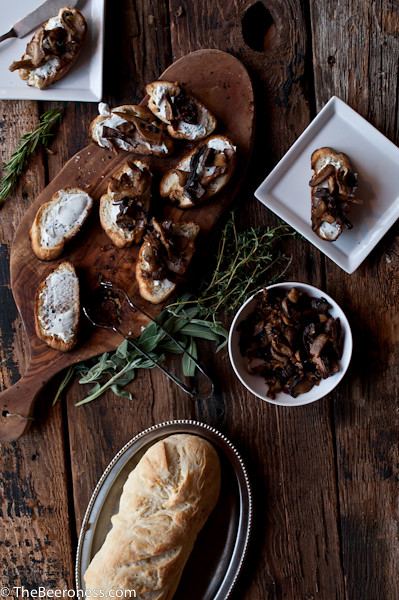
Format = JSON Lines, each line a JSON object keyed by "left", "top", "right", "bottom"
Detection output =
{"left": 0, "top": 49, "right": 255, "bottom": 441}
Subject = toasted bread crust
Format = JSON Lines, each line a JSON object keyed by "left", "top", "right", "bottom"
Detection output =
{"left": 135, "top": 219, "right": 200, "bottom": 304}
{"left": 310, "top": 147, "right": 358, "bottom": 242}
{"left": 34, "top": 261, "right": 79, "bottom": 352}
{"left": 145, "top": 80, "right": 217, "bottom": 140}
{"left": 99, "top": 160, "right": 152, "bottom": 248}
{"left": 30, "top": 187, "right": 94, "bottom": 261}
{"left": 160, "top": 135, "right": 236, "bottom": 208}
{"left": 89, "top": 105, "right": 174, "bottom": 156}
{"left": 135, "top": 241, "right": 176, "bottom": 304}
{"left": 12, "top": 7, "right": 87, "bottom": 90}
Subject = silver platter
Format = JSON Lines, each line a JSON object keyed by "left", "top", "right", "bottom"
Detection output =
{"left": 75, "top": 419, "right": 253, "bottom": 600}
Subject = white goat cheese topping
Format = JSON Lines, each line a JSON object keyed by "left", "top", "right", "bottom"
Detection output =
{"left": 40, "top": 190, "right": 92, "bottom": 248}
{"left": 38, "top": 269, "right": 78, "bottom": 343}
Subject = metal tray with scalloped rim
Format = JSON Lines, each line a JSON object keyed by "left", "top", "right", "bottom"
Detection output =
{"left": 75, "top": 420, "right": 253, "bottom": 600}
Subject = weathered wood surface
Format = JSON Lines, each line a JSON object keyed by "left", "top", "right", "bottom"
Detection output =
{"left": 0, "top": 0, "right": 398, "bottom": 598}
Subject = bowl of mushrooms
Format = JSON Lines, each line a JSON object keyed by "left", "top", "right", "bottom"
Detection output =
{"left": 228, "top": 282, "right": 353, "bottom": 406}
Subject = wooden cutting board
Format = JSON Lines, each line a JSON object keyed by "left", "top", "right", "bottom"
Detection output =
{"left": 0, "top": 49, "right": 255, "bottom": 441}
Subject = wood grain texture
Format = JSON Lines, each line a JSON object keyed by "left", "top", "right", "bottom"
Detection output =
{"left": 0, "top": 102, "right": 75, "bottom": 590}
{"left": 0, "top": 0, "right": 398, "bottom": 597}
{"left": 310, "top": 0, "right": 399, "bottom": 597}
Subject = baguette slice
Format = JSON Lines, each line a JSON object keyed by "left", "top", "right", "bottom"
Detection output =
{"left": 160, "top": 134, "right": 236, "bottom": 208}
{"left": 84, "top": 434, "right": 221, "bottom": 599}
{"left": 9, "top": 7, "right": 87, "bottom": 90}
{"left": 136, "top": 218, "right": 200, "bottom": 304}
{"left": 100, "top": 160, "right": 152, "bottom": 248}
{"left": 310, "top": 147, "right": 359, "bottom": 242}
{"left": 34, "top": 261, "right": 79, "bottom": 352}
{"left": 30, "top": 187, "right": 94, "bottom": 260}
{"left": 146, "top": 80, "right": 217, "bottom": 140}
{"left": 90, "top": 103, "right": 174, "bottom": 156}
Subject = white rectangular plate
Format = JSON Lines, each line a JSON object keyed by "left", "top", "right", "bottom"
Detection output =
{"left": 0, "top": 0, "right": 104, "bottom": 102}
{"left": 255, "top": 96, "right": 399, "bottom": 274}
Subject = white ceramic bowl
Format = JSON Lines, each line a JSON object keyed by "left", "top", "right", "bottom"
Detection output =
{"left": 228, "top": 282, "right": 353, "bottom": 407}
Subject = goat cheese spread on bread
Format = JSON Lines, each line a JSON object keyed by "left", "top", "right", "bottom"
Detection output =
{"left": 38, "top": 269, "right": 78, "bottom": 343}
{"left": 40, "top": 190, "right": 92, "bottom": 248}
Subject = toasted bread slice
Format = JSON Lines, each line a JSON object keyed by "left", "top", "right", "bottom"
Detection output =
{"left": 90, "top": 103, "right": 174, "bottom": 156}
{"left": 35, "top": 261, "right": 79, "bottom": 352}
{"left": 146, "top": 80, "right": 217, "bottom": 141}
{"left": 160, "top": 135, "right": 236, "bottom": 208}
{"left": 136, "top": 219, "right": 200, "bottom": 304}
{"left": 309, "top": 147, "right": 359, "bottom": 242}
{"left": 100, "top": 160, "right": 152, "bottom": 248}
{"left": 30, "top": 187, "right": 94, "bottom": 261}
{"left": 9, "top": 7, "right": 87, "bottom": 90}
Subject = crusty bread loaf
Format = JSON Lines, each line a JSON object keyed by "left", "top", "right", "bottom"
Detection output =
{"left": 136, "top": 219, "right": 200, "bottom": 304}
{"left": 90, "top": 103, "right": 174, "bottom": 155}
{"left": 309, "top": 147, "right": 359, "bottom": 242}
{"left": 30, "top": 187, "right": 94, "bottom": 260}
{"left": 146, "top": 80, "right": 217, "bottom": 140}
{"left": 9, "top": 7, "right": 87, "bottom": 90}
{"left": 99, "top": 160, "right": 152, "bottom": 248}
{"left": 34, "top": 261, "right": 79, "bottom": 352}
{"left": 84, "top": 434, "right": 221, "bottom": 599}
{"left": 160, "top": 135, "right": 236, "bottom": 208}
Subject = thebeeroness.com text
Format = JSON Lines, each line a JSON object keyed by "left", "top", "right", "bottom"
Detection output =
{"left": 5, "top": 588, "right": 136, "bottom": 599}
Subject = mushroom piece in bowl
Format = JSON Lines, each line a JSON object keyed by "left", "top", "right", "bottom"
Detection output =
{"left": 228, "top": 282, "right": 352, "bottom": 407}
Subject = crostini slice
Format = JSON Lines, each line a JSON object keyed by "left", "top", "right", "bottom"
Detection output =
{"left": 100, "top": 160, "right": 152, "bottom": 248}
{"left": 34, "top": 261, "right": 80, "bottom": 352}
{"left": 9, "top": 7, "right": 87, "bottom": 90}
{"left": 90, "top": 103, "right": 174, "bottom": 156}
{"left": 136, "top": 218, "right": 200, "bottom": 304}
{"left": 146, "top": 80, "right": 217, "bottom": 141}
{"left": 160, "top": 134, "right": 236, "bottom": 208}
{"left": 309, "top": 147, "right": 361, "bottom": 242}
{"left": 30, "top": 187, "right": 94, "bottom": 261}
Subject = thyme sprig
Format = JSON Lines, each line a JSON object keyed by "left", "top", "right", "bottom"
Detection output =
{"left": 0, "top": 108, "right": 63, "bottom": 206}
{"left": 168, "top": 212, "right": 297, "bottom": 321}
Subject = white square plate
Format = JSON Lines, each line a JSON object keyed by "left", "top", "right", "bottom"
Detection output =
{"left": 0, "top": 0, "right": 104, "bottom": 102}
{"left": 255, "top": 96, "right": 399, "bottom": 273}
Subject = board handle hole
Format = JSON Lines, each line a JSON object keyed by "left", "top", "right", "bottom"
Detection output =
{"left": 242, "top": 2, "right": 278, "bottom": 52}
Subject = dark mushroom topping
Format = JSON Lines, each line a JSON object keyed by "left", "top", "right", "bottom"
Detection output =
{"left": 238, "top": 287, "right": 343, "bottom": 399}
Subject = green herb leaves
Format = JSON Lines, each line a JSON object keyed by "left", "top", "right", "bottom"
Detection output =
{"left": 54, "top": 295, "right": 228, "bottom": 406}
{"left": 169, "top": 212, "right": 297, "bottom": 319}
{"left": 0, "top": 108, "right": 63, "bottom": 207}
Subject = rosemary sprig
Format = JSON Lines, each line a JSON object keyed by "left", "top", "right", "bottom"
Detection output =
{"left": 0, "top": 108, "right": 63, "bottom": 206}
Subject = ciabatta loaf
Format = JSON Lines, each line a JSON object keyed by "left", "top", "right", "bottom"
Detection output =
{"left": 90, "top": 103, "right": 174, "bottom": 156}
{"left": 136, "top": 218, "right": 200, "bottom": 304}
{"left": 146, "top": 80, "right": 217, "bottom": 140}
{"left": 309, "top": 147, "right": 360, "bottom": 242}
{"left": 84, "top": 434, "right": 221, "bottom": 599}
{"left": 100, "top": 160, "right": 152, "bottom": 248}
{"left": 160, "top": 135, "right": 236, "bottom": 208}
{"left": 34, "top": 261, "right": 79, "bottom": 352}
{"left": 9, "top": 7, "right": 87, "bottom": 90}
{"left": 30, "top": 187, "right": 94, "bottom": 260}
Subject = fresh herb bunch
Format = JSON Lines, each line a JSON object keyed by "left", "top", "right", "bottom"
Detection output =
{"left": 54, "top": 295, "right": 228, "bottom": 406}
{"left": 168, "top": 212, "right": 297, "bottom": 321}
{"left": 0, "top": 108, "right": 63, "bottom": 206}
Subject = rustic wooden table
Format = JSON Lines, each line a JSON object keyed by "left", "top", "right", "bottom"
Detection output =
{"left": 1, "top": 0, "right": 398, "bottom": 598}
